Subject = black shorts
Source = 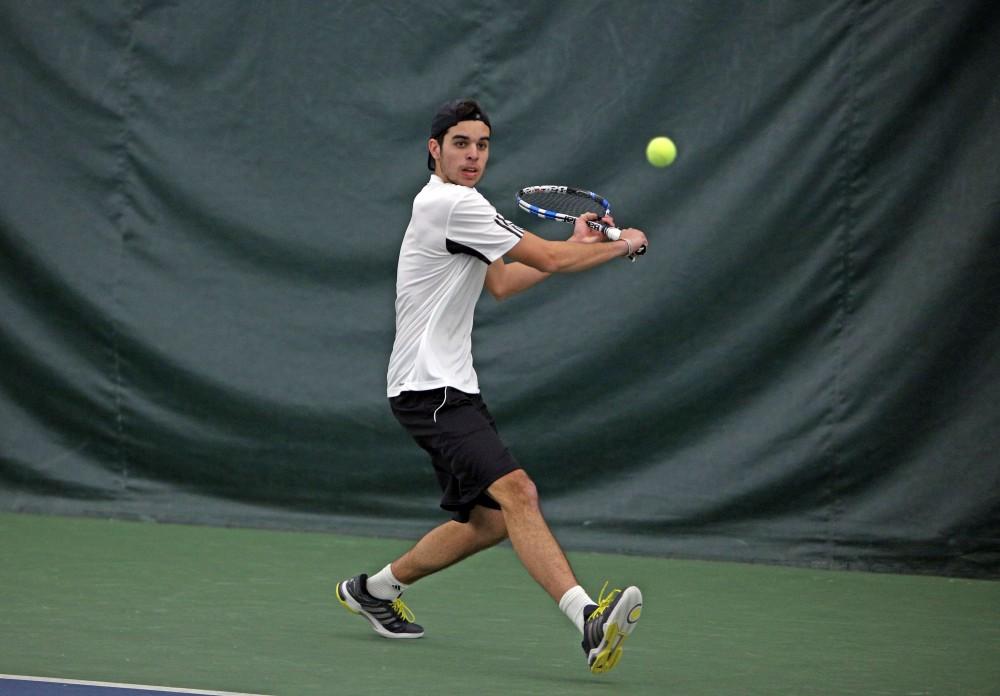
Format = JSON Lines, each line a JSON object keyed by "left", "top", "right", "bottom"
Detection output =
{"left": 389, "top": 387, "right": 521, "bottom": 523}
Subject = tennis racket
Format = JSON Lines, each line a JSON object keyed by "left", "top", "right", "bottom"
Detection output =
{"left": 515, "top": 185, "right": 646, "bottom": 260}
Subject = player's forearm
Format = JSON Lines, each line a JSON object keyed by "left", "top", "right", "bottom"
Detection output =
{"left": 545, "top": 239, "right": 629, "bottom": 273}
{"left": 504, "top": 229, "right": 631, "bottom": 275}
{"left": 499, "top": 262, "right": 551, "bottom": 298}
{"left": 485, "top": 260, "right": 550, "bottom": 300}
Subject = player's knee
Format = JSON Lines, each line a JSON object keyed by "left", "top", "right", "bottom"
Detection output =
{"left": 491, "top": 469, "right": 540, "bottom": 512}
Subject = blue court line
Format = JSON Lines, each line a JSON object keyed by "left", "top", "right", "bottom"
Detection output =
{"left": 0, "top": 676, "right": 268, "bottom": 696}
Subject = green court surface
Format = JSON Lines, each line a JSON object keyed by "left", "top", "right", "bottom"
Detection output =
{"left": 1, "top": 513, "right": 997, "bottom": 695}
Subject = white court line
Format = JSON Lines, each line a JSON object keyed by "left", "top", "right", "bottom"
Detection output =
{"left": 0, "top": 675, "right": 270, "bottom": 696}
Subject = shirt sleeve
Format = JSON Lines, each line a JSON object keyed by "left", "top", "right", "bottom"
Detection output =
{"left": 445, "top": 190, "right": 524, "bottom": 263}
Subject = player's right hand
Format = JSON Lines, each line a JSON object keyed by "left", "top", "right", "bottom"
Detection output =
{"left": 619, "top": 228, "right": 648, "bottom": 256}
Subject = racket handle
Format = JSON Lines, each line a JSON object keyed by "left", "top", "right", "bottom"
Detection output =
{"left": 588, "top": 220, "right": 646, "bottom": 260}
{"left": 587, "top": 220, "right": 621, "bottom": 240}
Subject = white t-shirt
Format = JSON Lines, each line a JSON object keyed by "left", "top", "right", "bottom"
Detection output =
{"left": 387, "top": 175, "right": 524, "bottom": 397}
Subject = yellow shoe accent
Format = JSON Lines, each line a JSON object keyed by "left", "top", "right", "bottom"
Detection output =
{"left": 336, "top": 576, "right": 425, "bottom": 639}
{"left": 589, "top": 582, "right": 622, "bottom": 620}
{"left": 585, "top": 582, "right": 641, "bottom": 675}
{"left": 589, "top": 623, "right": 628, "bottom": 674}
{"left": 337, "top": 583, "right": 416, "bottom": 622}
{"left": 335, "top": 583, "right": 359, "bottom": 614}
{"left": 391, "top": 597, "right": 415, "bottom": 623}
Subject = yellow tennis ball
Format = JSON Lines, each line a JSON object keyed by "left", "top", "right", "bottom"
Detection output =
{"left": 646, "top": 136, "right": 677, "bottom": 167}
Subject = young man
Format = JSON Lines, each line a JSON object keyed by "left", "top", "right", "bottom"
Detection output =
{"left": 337, "top": 99, "right": 648, "bottom": 675}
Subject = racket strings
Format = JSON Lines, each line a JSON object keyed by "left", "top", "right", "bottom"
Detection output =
{"left": 521, "top": 191, "right": 608, "bottom": 218}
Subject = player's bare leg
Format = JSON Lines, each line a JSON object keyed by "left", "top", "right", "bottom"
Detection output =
{"left": 486, "top": 469, "right": 577, "bottom": 602}
{"left": 336, "top": 506, "right": 506, "bottom": 639}
{"left": 391, "top": 506, "right": 508, "bottom": 583}
{"left": 487, "top": 468, "right": 643, "bottom": 675}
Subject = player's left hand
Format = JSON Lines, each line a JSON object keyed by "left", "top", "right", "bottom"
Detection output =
{"left": 569, "top": 212, "right": 612, "bottom": 243}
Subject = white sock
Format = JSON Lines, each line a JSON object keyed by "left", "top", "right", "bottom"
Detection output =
{"left": 365, "top": 564, "right": 408, "bottom": 600}
{"left": 559, "top": 585, "right": 596, "bottom": 634}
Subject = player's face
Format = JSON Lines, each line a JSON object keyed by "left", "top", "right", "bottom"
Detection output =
{"left": 430, "top": 120, "right": 490, "bottom": 187}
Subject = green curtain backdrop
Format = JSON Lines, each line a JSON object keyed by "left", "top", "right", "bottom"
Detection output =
{"left": 2, "top": 0, "right": 998, "bottom": 578}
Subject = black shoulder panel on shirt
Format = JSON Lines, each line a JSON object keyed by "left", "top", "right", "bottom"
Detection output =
{"left": 446, "top": 238, "right": 491, "bottom": 264}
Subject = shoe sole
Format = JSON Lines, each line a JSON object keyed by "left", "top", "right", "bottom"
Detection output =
{"left": 589, "top": 586, "right": 643, "bottom": 675}
{"left": 336, "top": 581, "right": 424, "bottom": 640}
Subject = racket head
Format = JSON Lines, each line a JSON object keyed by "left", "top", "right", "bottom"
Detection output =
{"left": 515, "top": 185, "right": 612, "bottom": 224}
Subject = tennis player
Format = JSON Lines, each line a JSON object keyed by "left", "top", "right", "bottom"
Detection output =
{"left": 337, "top": 99, "right": 647, "bottom": 674}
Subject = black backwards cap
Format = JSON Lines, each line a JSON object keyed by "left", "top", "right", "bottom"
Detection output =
{"left": 427, "top": 99, "right": 492, "bottom": 171}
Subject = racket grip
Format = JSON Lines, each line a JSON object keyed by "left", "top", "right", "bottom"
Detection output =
{"left": 588, "top": 220, "right": 621, "bottom": 241}
{"left": 588, "top": 220, "right": 644, "bottom": 260}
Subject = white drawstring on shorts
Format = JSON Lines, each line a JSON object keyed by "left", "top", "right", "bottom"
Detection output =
{"left": 432, "top": 386, "right": 449, "bottom": 423}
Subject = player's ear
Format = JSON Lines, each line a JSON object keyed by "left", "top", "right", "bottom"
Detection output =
{"left": 428, "top": 138, "right": 440, "bottom": 164}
